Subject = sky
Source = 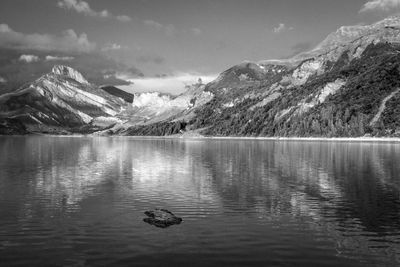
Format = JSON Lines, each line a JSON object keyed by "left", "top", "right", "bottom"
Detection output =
{"left": 0, "top": 0, "right": 399, "bottom": 94}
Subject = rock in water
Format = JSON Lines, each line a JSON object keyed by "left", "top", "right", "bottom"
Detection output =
{"left": 143, "top": 209, "right": 182, "bottom": 228}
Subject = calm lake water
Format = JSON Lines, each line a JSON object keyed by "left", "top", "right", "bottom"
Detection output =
{"left": 0, "top": 136, "right": 400, "bottom": 267}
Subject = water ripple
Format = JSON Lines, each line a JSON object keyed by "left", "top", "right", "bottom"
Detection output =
{"left": 0, "top": 137, "right": 399, "bottom": 266}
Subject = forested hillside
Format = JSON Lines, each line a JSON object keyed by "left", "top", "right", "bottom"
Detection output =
{"left": 190, "top": 43, "right": 400, "bottom": 137}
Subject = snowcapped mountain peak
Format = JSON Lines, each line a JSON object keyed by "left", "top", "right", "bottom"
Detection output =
{"left": 312, "top": 15, "right": 400, "bottom": 53}
{"left": 256, "top": 15, "right": 400, "bottom": 68}
{"left": 51, "top": 65, "right": 89, "bottom": 85}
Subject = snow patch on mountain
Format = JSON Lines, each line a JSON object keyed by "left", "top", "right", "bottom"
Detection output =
{"left": 52, "top": 65, "right": 89, "bottom": 85}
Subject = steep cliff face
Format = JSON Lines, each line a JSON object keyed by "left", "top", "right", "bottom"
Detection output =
{"left": 0, "top": 65, "right": 127, "bottom": 133}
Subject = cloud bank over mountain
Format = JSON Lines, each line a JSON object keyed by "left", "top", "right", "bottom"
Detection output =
{"left": 119, "top": 73, "right": 217, "bottom": 95}
{"left": 0, "top": 21, "right": 142, "bottom": 94}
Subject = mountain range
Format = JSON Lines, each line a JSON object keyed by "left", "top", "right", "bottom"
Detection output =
{"left": 1, "top": 15, "right": 400, "bottom": 137}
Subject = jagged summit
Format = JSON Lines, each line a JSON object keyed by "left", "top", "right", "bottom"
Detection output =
{"left": 51, "top": 65, "right": 89, "bottom": 85}
{"left": 313, "top": 14, "right": 400, "bottom": 51}
{"left": 258, "top": 15, "right": 400, "bottom": 67}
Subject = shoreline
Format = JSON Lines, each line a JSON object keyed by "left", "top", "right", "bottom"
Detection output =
{"left": 202, "top": 136, "right": 400, "bottom": 142}
{"left": 2, "top": 134, "right": 400, "bottom": 142}
{"left": 134, "top": 135, "right": 400, "bottom": 142}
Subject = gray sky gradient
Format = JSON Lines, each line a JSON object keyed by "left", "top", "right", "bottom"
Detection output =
{"left": 0, "top": 0, "right": 398, "bottom": 91}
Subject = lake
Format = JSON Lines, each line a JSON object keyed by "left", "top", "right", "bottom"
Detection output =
{"left": 0, "top": 136, "right": 399, "bottom": 267}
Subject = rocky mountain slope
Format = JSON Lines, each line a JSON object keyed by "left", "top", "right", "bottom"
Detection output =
{"left": 0, "top": 65, "right": 212, "bottom": 135}
{"left": 2, "top": 15, "right": 400, "bottom": 137}
{"left": 124, "top": 15, "right": 400, "bottom": 137}
{"left": 0, "top": 65, "right": 129, "bottom": 134}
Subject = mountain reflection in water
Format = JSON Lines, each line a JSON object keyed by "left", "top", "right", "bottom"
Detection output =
{"left": 0, "top": 136, "right": 399, "bottom": 267}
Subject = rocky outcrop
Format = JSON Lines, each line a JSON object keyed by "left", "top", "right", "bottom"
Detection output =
{"left": 0, "top": 118, "right": 28, "bottom": 135}
{"left": 100, "top": 85, "right": 134, "bottom": 103}
{"left": 143, "top": 209, "right": 183, "bottom": 228}
{"left": 51, "top": 65, "right": 90, "bottom": 85}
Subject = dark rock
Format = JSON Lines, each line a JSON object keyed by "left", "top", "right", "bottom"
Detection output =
{"left": 100, "top": 85, "right": 134, "bottom": 103}
{"left": 143, "top": 208, "right": 182, "bottom": 228}
{"left": 0, "top": 118, "right": 28, "bottom": 135}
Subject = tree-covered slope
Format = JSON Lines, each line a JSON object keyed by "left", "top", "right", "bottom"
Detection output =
{"left": 120, "top": 16, "right": 400, "bottom": 138}
{"left": 190, "top": 43, "right": 400, "bottom": 137}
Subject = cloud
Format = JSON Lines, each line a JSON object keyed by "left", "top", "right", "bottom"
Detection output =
{"left": 0, "top": 47, "right": 143, "bottom": 94}
{"left": 57, "top": 0, "right": 131, "bottom": 22}
{"left": 0, "top": 76, "right": 6, "bottom": 83}
{"left": 0, "top": 24, "right": 95, "bottom": 52}
{"left": 143, "top": 20, "right": 202, "bottom": 37}
{"left": 116, "top": 15, "right": 132, "bottom": 22}
{"left": 360, "top": 0, "right": 400, "bottom": 12}
{"left": 118, "top": 72, "right": 218, "bottom": 95}
{"left": 0, "top": 24, "right": 11, "bottom": 33}
{"left": 136, "top": 55, "right": 165, "bottom": 64}
{"left": 45, "top": 55, "right": 74, "bottom": 61}
{"left": 273, "top": 23, "right": 294, "bottom": 33}
{"left": 19, "top": 54, "right": 40, "bottom": 63}
{"left": 143, "top": 20, "right": 163, "bottom": 29}
{"left": 143, "top": 20, "right": 177, "bottom": 36}
{"left": 191, "top": 28, "right": 202, "bottom": 36}
{"left": 102, "top": 43, "right": 122, "bottom": 51}
{"left": 57, "top": 0, "right": 108, "bottom": 17}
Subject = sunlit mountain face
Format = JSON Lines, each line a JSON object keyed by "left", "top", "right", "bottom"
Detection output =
{"left": 2, "top": 14, "right": 400, "bottom": 137}
{"left": 0, "top": 48, "right": 143, "bottom": 95}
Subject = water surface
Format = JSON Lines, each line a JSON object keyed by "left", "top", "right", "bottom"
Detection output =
{"left": 0, "top": 136, "right": 399, "bottom": 266}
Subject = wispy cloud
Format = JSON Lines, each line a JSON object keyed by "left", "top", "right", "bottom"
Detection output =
{"left": 116, "top": 15, "right": 132, "bottom": 22}
{"left": 57, "top": 0, "right": 131, "bottom": 22}
{"left": 45, "top": 55, "right": 74, "bottom": 61}
{"left": 17, "top": 54, "right": 74, "bottom": 63}
{"left": 0, "top": 23, "right": 95, "bottom": 52}
{"left": 273, "top": 23, "right": 294, "bottom": 33}
{"left": 360, "top": 0, "right": 400, "bottom": 12}
{"left": 144, "top": 20, "right": 202, "bottom": 36}
{"left": 144, "top": 20, "right": 177, "bottom": 36}
{"left": 19, "top": 54, "right": 40, "bottom": 63}
{"left": 102, "top": 43, "right": 123, "bottom": 51}
{"left": 0, "top": 24, "right": 11, "bottom": 33}
{"left": 0, "top": 76, "right": 6, "bottom": 83}
{"left": 190, "top": 28, "right": 202, "bottom": 36}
